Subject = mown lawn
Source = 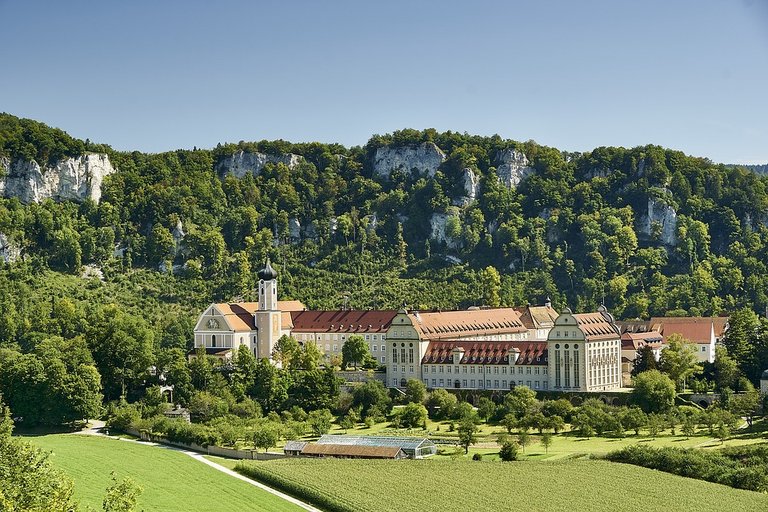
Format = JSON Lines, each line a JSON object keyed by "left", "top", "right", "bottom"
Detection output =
{"left": 26, "top": 434, "right": 303, "bottom": 512}
{"left": 232, "top": 458, "right": 768, "bottom": 512}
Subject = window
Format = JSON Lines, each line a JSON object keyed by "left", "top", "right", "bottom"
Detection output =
{"left": 333, "top": 344, "right": 338, "bottom": 351}
{"left": 494, "top": 380, "right": 499, "bottom": 388}
{"left": 526, "top": 367, "right": 531, "bottom": 374}
{"left": 365, "top": 335, "right": 370, "bottom": 340}
{"left": 439, "top": 366, "right": 444, "bottom": 373}
{"left": 486, "top": 380, "right": 491, "bottom": 388}
{"left": 526, "top": 380, "right": 531, "bottom": 387}
{"left": 462, "top": 366, "right": 467, "bottom": 373}
{"left": 555, "top": 350, "right": 561, "bottom": 388}
{"left": 518, "top": 367, "right": 523, "bottom": 374}
{"left": 401, "top": 348, "right": 406, "bottom": 364}
{"left": 470, "top": 379, "right": 475, "bottom": 387}
{"left": 211, "top": 335, "right": 216, "bottom": 347}
{"left": 470, "top": 366, "right": 475, "bottom": 374}
{"left": 432, "top": 379, "right": 436, "bottom": 386}
{"left": 325, "top": 344, "right": 330, "bottom": 351}
{"left": 408, "top": 348, "right": 414, "bottom": 364}
{"left": 574, "top": 350, "right": 580, "bottom": 388}
{"left": 409, "top": 366, "right": 414, "bottom": 373}
{"left": 372, "top": 345, "right": 377, "bottom": 352}
{"left": 439, "top": 379, "right": 444, "bottom": 386}
{"left": 493, "top": 367, "right": 499, "bottom": 374}
{"left": 447, "top": 366, "right": 452, "bottom": 373}
{"left": 463, "top": 379, "right": 467, "bottom": 387}
{"left": 564, "top": 350, "right": 570, "bottom": 387}
{"left": 392, "top": 347, "right": 398, "bottom": 364}
{"left": 502, "top": 380, "right": 507, "bottom": 388}
{"left": 393, "top": 378, "right": 398, "bottom": 386}
{"left": 380, "top": 356, "right": 385, "bottom": 363}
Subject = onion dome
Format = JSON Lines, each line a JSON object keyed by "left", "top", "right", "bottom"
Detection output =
{"left": 257, "top": 257, "right": 277, "bottom": 281}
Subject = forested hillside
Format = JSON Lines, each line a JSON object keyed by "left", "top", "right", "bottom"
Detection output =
{"left": 2, "top": 113, "right": 768, "bottom": 322}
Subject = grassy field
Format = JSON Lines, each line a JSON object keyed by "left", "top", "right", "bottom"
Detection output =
{"left": 231, "top": 458, "right": 768, "bottom": 512}
{"left": 26, "top": 434, "right": 303, "bottom": 512}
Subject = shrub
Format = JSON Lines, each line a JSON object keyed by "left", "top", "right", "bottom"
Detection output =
{"left": 472, "top": 453, "right": 483, "bottom": 461}
{"left": 499, "top": 441, "right": 518, "bottom": 461}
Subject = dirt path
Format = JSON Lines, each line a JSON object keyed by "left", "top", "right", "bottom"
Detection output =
{"left": 78, "top": 422, "right": 322, "bottom": 512}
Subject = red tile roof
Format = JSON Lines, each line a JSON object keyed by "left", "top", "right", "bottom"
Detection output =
{"left": 650, "top": 316, "right": 726, "bottom": 344}
{"left": 300, "top": 443, "right": 405, "bottom": 459}
{"left": 573, "top": 312, "right": 620, "bottom": 341}
{"left": 409, "top": 308, "right": 527, "bottom": 341}
{"left": 421, "top": 340, "right": 548, "bottom": 366}
{"left": 291, "top": 310, "right": 397, "bottom": 333}
{"left": 515, "top": 305, "right": 558, "bottom": 329}
{"left": 621, "top": 331, "right": 663, "bottom": 351}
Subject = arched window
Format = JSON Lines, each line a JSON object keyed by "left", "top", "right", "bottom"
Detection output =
{"left": 211, "top": 335, "right": 216, "bottom": 348}
{"left": 399, "top": 378, "right": 407, "bottom": 387}
{"left": 454, "top": 379, "right": 461, "bottom": 389}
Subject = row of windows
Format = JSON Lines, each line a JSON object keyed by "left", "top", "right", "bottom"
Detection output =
{"left": 423, "top": 365, "right": 544, "bottom": 375}
{"left": 418, "top": 378, "right": 548, "bottom": 390}
{"left": 298, "top": 333, "right": 387, "bottom": 342}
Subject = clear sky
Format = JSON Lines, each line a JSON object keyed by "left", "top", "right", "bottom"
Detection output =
{"left": 1, "top": 0, "right": 766, "bottom": 163}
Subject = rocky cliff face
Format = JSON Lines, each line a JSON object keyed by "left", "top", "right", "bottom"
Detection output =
{"left": 0, "top": 233, "right": 21, "bottom": 263}
{"left": 453, "top": 168, "right": 479, "bottom": 207}
{"left": 430, "top": 212, "right": 461, "bottom": 250}
{"left": 216, "top": 151, "right": 302, "bottom": 178}
{"left": 639, "top": 196, "right": 677, "bottom": 246}
{"left": 0, "top": 153, "right": 115, "bottom": 203}
{"left": 372, "top": 142, "right": 446, "bottom": 179}
{"left": 495, "top": 149, "right": 534, "bottom": 188}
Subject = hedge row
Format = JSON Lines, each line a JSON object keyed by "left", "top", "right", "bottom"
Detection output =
{"left": 606, "top": 444, "right": 768, "bottom": 492}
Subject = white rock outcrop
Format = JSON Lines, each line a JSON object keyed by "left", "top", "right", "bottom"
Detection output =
{"left": 372, "top": 142, "right": 446, "bottom": 179}
{"left": 639, "top": 197, "right": 677, "bottom": 246}
{"left": 216, "top": 151, "right": 301, "bottom": 178}
{"left": 0, "top": 153, "right": 115, "bottom": 203}
{"left": 289, "top": 218, "right": 301, "bottom": 241}
{"left": 0, "top": 233, "right": 21, "bottom": 263}
{"left": 429, "top": 212, "right": 461, "bottom": 250}
{"left": 453, "top": 168, "right": 479, "bottom": 207}
{"left": 495, "top": 149, "right": 534, "bottom": 189}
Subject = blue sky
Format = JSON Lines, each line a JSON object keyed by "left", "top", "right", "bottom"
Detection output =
{"left": 1, "top": 0, "right": 766, "bottom": 163}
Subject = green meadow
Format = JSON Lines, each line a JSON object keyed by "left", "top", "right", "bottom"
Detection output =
{"left": 26, "top": 434, "right": 302, "bottom": 512}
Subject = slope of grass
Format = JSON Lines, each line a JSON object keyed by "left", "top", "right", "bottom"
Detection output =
{"left": 26, "top": 434, "right": 302, "bottom": 512}
{"left": 233, "top": 458, "right": 768, "bottom": 512}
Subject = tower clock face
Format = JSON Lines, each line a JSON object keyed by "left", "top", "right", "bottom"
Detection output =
{"left": 207, "top": 318, "right": 220, "bottom": 329}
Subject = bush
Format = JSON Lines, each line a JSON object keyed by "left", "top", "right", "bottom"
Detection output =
{"left": 106, "top": 402, "right": 141, "bottom": 431}
{"left": 472, "top": 453, "right": 483, "bottom": 461}
{"left": 499, "top": 441, "right": 519, "bottom": 461}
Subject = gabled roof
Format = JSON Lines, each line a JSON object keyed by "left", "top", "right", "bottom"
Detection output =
{"left": 290, "top": 310, "right": 397, "bottom": 333}
{"left": 650, "top": 316, "right": 727, "bottom": 344}
{"left": 210, "top": 300, "right": 304, "bottom": 332}
{"left": 573, "top": 312, "right": 620, "bottom": 341}
{"left": 621, "top": 331, "right": 663, "bottom": 351}
{"left": 213, "top": 303, "right": 256, "bottom": 331}
{"left": 515, "top": 305, "right": 558, "bottom": 329}
{"left": 408, "top": 308, "right": 527, "bottom": 341}
{"left": 421, "top": 340, "right": 548, "bottom": 366}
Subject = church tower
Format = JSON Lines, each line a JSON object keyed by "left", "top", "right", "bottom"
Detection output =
{"left": 254, "top": 258, "right": 280, "bottom": 360}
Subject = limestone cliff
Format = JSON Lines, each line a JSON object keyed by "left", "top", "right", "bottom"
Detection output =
{"left": 495, "top": 149, "right": 534, "bottom": 188}
{"left": 216, "top": 151, "right": 302, "bottom": 177}
{"left": 0, "top": 233, "right": 21, "bottom": 263}
{"left": 372, "top": 142, "right": 446, "bottom": 179}
{"left": 638, "top": 195, "right": 678, "bottom": 246}
{"left": 0, "top": 153, "right": 115, "bottom": 203}
{"left": 453, "top": 168, "right": 479, "bottom": 207}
